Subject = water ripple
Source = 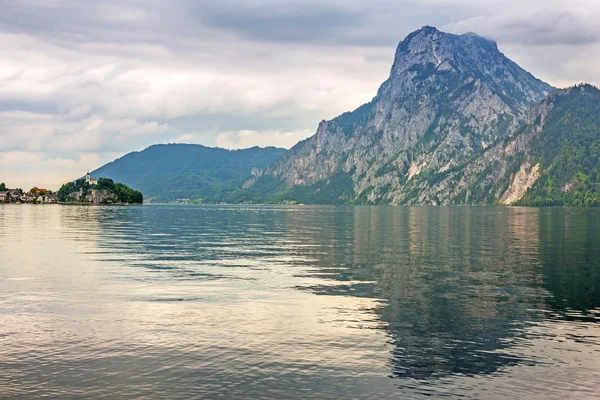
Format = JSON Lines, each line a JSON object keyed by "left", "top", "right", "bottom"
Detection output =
{"left": 0, "top": 204, "right": 599, "bottom": 399}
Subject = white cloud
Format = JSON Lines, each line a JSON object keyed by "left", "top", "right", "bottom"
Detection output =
{"left": 216, "top": 129, "right": 314, "bottom": 149}
{"left": 0, "top": 151, "right": 113, "bottom": 190}
{"left": 0, "top": 111, "right": 53, "bottom": 120}
{"left": 0, "top": 0, "right": 599, "bottom": 188}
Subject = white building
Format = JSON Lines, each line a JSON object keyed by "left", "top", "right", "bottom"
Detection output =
{"left": 85, "top": 171, "right": 99, "bottom": 185}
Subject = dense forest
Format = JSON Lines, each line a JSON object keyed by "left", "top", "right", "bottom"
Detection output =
{"left": 517, "top": 85, "right": 600, "bottom": 207}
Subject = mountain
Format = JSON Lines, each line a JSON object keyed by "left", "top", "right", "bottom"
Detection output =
{"left": 383, "top": 83, "right": 600, "bottom": 207}
{"left": 92, "top": 144, "right": 286, "bottom": 202}
{"left": 242, "top": 26, "right": 557, "bottom": 205}
{"left": 90, "top": 27, "right": 600, "bottom": 207}
{"left": 515, "top": 85, "right": 600, "bottom": 207}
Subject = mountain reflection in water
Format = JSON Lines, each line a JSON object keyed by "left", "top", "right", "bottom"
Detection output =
{"left": 0, "top": 205, "right": 598, "bottom": 399}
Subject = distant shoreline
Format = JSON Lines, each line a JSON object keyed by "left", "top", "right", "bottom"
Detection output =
{"left": 0, "top": 202, "right": 141, "bottom": 206}
{"left": 57, "top": 202, "right": 142, "bottom": 206}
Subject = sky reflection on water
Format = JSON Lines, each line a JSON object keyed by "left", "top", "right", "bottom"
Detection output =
{"left": 0, "top": 205, "right": 599, "bottom": 399}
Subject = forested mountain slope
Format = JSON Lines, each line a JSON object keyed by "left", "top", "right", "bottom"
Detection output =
{"left": 92, "top": 144, "right": 286, "bottom": 202}
{"left": 515, "top": 85, "right": 600, "bottom": 207}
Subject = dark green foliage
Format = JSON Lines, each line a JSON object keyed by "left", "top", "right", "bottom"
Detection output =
{"left": 400, "top": 184, "right": 422, "bottom": 204}
{"left": 92, "top": 144, "right": 286, "bottom": 202}
{"left": 218, "top": 175, "right": 288, "bottom": 204}
{"left": 375, "top": 163, "right": 397, "bottom": 178}
{"left": 115, "top": 182, "right": 144, "bottom": 204}
{"left": 517, "top": 85, "right": 600, "bottom": 207}
{"left": 0, "top": 182, "right": 6, "bottom": 191}
{"left": 57, "top": 177, "right": 143, "bottom": 204}
{"left": 57, "top": 178, "right": 86, "bottom": 202}
{"left": 95, "top": 178, "right": 143, "bottom": 203}
{"left": 464, "top": 165, "right": 495, "bottom": 204}
{"left": 281, "top": 171, "right": 356, "bottom": 204}
{"left": 227, "top": 171, "right": 356, "bottom": 205}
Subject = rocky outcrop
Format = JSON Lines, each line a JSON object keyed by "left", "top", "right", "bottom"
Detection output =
{"left": 69, "top": 189, "right": 118, "bottom": 205}
{"left": 247, "top": 26, "right": 554, "bottom": 205}
{"left": 68, "top": 188, "right": 116, "bottom": 204}
{"left": 500, "top": 163, "right": 540, "bottom": 205}
{"left": 390, "top": 92, "right": 556, "bottom": 205}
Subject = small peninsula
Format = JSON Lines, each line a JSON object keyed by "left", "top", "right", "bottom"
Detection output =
{"left": 57, "top": 171, "right": 143, "bottom": 205}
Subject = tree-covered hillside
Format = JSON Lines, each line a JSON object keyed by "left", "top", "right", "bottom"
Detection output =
{"left": 517, "top": 85, "right": 600, "bottom": 207}
{"left": 91, "top": 144, "right": 286, "bottom": 202}
{"left": 58, "top": 177, "right": 143, "bottom": 204}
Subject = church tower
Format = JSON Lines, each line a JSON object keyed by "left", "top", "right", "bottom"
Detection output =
{"left": 86, "top": 170, "right": 91, "bottom": 183}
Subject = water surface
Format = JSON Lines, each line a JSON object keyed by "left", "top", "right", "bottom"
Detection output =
{"left": 1, "top": 205, "right": 599, "bottom": 399}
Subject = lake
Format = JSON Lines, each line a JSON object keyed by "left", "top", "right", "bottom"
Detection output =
{"left": 0, "top": 204, "right": 599, "bottom": 399}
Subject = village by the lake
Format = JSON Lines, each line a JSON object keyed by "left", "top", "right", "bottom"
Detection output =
{"left": 0, "top": 186, "right": 58, "bottom": 204}
{"left": 0, "top": 171, "right": 143, "bottom": 205}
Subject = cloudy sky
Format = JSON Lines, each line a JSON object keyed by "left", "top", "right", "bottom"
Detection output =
{"left": 1, "top": 0, "right": 599, "bottom": 189}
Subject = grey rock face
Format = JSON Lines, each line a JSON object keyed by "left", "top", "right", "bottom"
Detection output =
{"left": 69, "top": 188, "right": 116, "bottom": 204}
{"left": 250, "top": 26, "right": 554, "bottom": 205}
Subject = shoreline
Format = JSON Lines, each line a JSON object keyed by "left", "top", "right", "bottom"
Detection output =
{"left": 0, "top": 202, "right": 141, "bottom": 206}
{"left": 57, "top": 202, "right": 143, "bottom": 206}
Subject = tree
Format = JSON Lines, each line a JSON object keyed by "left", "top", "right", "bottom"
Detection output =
{"left": 0, "top": 183, "right": 6, "bottom": 191}
{"left": 57, "top": 177, "right": 143, "bottom": 204}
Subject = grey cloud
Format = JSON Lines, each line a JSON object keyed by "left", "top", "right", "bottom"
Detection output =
{"left": 196, "top": 4, "right": 363, "bottom": 44}
{"left": 166, "top": 109, "right": 324, "bottom": 140}
{"left": 501, "top": 12, "right": 599, "bottom": 46}
{"left": 1, "top": 0, "right": 600, "bottom": 189}
{"left": 2, "top": 1, "right": 598, "bottom": 50}
{"left": 0, "top": 99, "right": 59, "bottom": 115}
{"left": 446, "top": 8, "right": 600, "bottom": 47}
{"left": 0, "top": 1, "right": 155, "bottom": 41}
{"left": 0, "top": 0, "right": 463, "bottom": 48}
{"left": 180, "top": 0, "right": 463, "bottom": 47}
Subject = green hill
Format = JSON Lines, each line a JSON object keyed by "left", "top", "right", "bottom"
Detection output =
{"left": 516, "top": 85, "right": 600, "bottom": 207}
{"left": 57, "top": 177, "right": 143, "bottom": 204}
{"left": 92, "top": 144, "right": 286, "bottom": 202}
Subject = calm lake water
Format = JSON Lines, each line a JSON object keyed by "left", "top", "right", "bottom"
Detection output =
{"left": 0, "top": 204, "right": 599, "bottom": 399}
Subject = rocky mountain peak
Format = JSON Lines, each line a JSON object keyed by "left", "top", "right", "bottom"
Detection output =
{"left": 392, "top": 26, "right": 449, "bottom": 69}
{"left": 383, "top": 26, "right": 553, "bottom": 111}
{"left": 246, "top": 27, "right": 558, "bottom": 205}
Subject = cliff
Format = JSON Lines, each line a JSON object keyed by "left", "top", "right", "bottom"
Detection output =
{"left": 240, "top": 27, "right": 597, "bottom": 205}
